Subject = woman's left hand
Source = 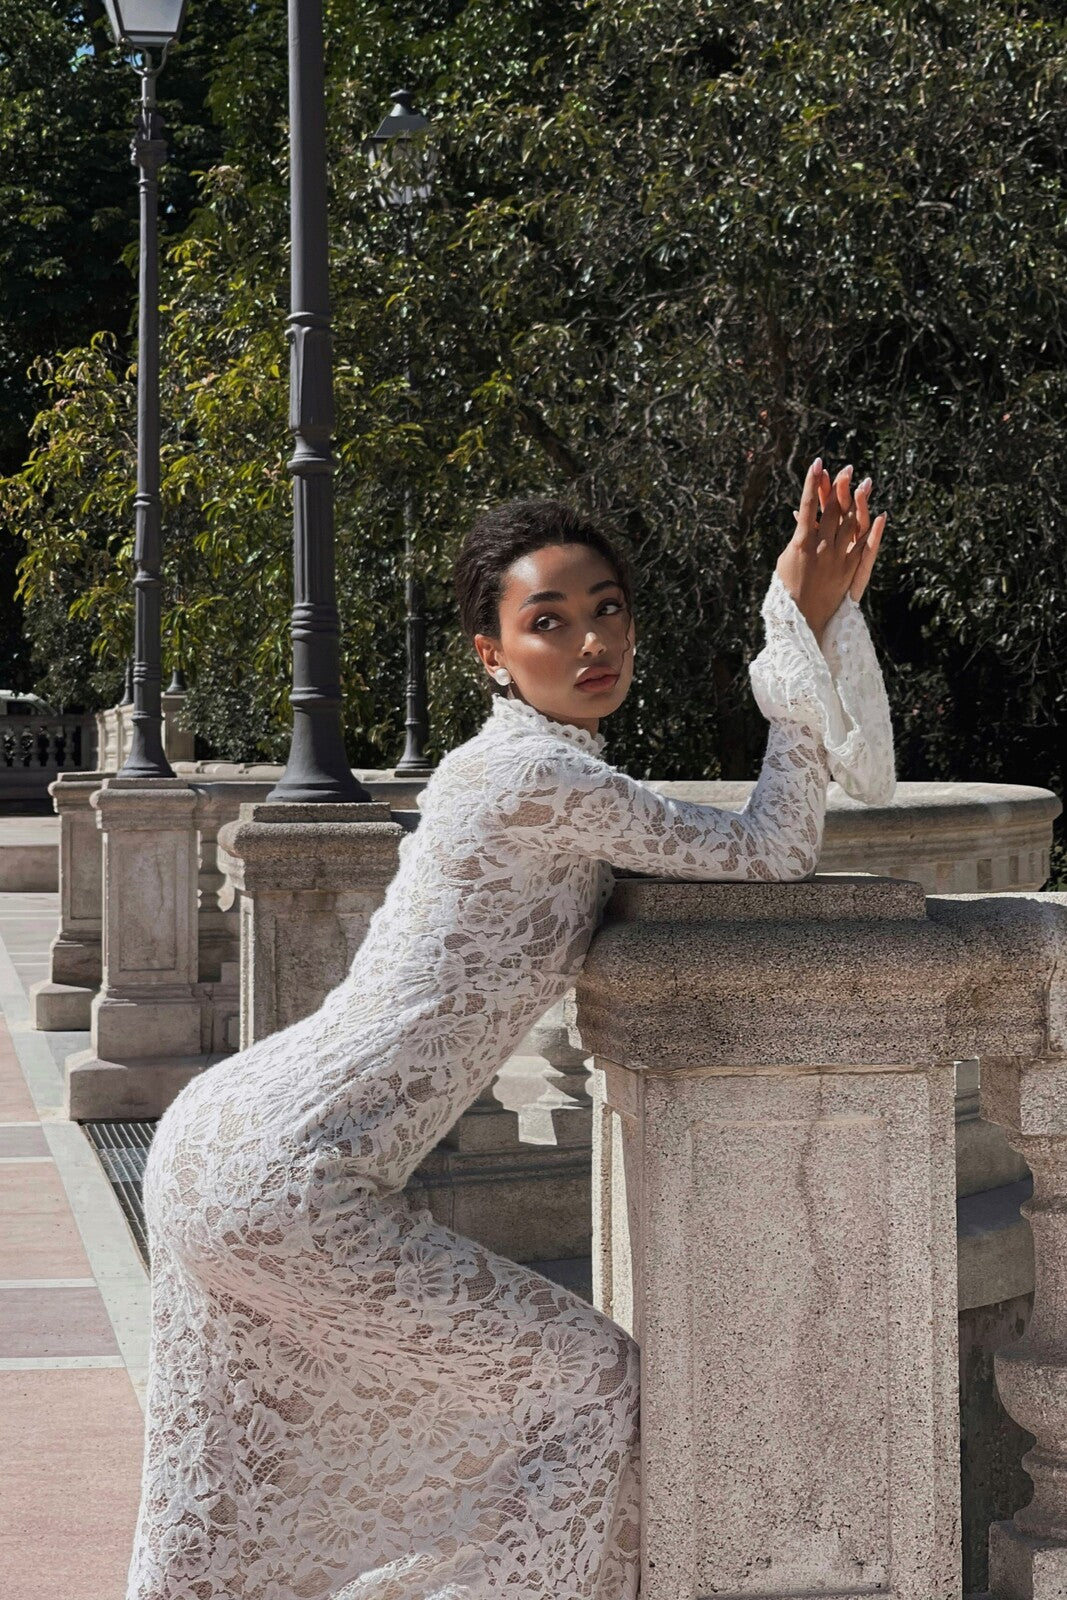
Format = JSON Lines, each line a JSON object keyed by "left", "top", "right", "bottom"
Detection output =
{"left": 776, "top": 458, "right": 887, "bottom": 641}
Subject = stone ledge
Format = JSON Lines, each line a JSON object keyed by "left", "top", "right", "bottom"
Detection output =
{"left": 957, "top": 1178, "right": 1034, "bottom": 1312}
{"left": 607, "top": 871, "right": 927, "bottom": 923}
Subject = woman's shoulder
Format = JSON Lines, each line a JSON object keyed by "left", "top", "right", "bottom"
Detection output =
{"left": 415, "top": 700, "right": 615, "bottom": 824}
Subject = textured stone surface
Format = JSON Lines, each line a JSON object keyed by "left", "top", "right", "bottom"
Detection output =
{"left": 580, "top": 881, "right": 1067, "bottom": 1073}
{"left": 64, "top": 1048, "right": 210, "bottom": 1121}
{"left": 217, "top": 800, "right": 401, "bottom": 1046}
{"left": 980, "top": 1033, "right": 1067, "bottom": 1600}
{"left": 28, "top": 774, "right": 109, "bottom": 1031}
{"left": 579, "top": 874, "right": 970, "bottom": 1600}
{"left": 958, "top": 1181, "right": 1035, "bottom": 1313}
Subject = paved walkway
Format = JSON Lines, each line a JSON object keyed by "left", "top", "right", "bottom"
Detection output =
{"left": 0, "top": 889, "right": 147, "bottom": 1599}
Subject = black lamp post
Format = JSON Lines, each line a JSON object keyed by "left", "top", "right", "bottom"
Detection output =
{"left": 266, "top": 0, "right": 368, "bottom": 803}
{"left": 365, "top": 90, "right": 438, "bottom": 778}
{"left": 103, "top": 0, "right": 187, "bottom": 779}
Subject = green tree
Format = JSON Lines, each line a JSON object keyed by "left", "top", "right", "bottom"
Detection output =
{"left": 4, "top": 0, "right": 1065, "bottom": 885}
{"left": 0, "top": 0, "right": 273, "bottom": 687}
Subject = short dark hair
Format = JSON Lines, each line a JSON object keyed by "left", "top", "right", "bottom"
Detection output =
{"left": 453, "top": 496, "right": 633, "bottom": 695}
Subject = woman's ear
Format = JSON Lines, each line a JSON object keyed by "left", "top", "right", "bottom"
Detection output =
{"left": 473, "top": 633, "right": 504, "bottom": 677}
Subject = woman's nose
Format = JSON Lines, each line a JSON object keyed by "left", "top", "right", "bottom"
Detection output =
{"left": 580, "top": 631, "right": 607, "bottom": 653}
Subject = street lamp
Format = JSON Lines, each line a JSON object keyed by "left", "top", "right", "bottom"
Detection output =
{"left": 102, "top": 0, "right": 188, "bottom": 778}
{"left": 267, "top": 0, "right": 368, "bottom": 803}
{"left": 365, "top": 90, "right": 438, "bottom": 778}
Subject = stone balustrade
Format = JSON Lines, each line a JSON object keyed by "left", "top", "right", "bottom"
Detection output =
{"left": 95, "top": 684, "right": 195, "bottom": 772}
{"left": 0, "top": 712, "right": 95, "bottom": 802}
{"left": 574, "top": 875, "right": 1067, "bottom": 1600}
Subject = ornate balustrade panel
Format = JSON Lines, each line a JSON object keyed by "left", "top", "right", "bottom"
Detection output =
{"left": 0, "top": 715, "right": 95, "bottom": 800}
{"left": 971, "top": 893, "right": 1067, "bottom": 1600}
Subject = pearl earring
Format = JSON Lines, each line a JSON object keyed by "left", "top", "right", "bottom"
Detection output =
{"left": 492, "top": 667, "right": 511, "bottom": 686}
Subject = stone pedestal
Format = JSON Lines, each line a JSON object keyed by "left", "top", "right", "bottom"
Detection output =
{"left": 577, "top": 874, "right": 967, "bottom": 1600}
{"left": 216, "top": 802, "right": 401, "bottom": 1047}
{"left": 29, "top": 770, "right": 112, "bottom": 1031}
{"left": 65, "top": 778, "right": 204, "bottom": 1120}
{"left": 577, "top": 877, "right": 1067, "bottom": 1600}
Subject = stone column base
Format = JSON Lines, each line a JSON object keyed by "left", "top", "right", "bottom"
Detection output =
{"left": 91, "top": 991, "right": 203, "bottom": 1062}
{"left": 990, "top": 1518, "right": 1067, "bottom": 1599}
{"left": 64, "top": 1048, "right": 215, "bottom": 1121}
{"left": 29, "top": 980, "right": 95, "bottom": 1032}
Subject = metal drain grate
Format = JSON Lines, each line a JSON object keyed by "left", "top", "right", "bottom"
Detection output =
{"left": 83, "top": 1119, "right": 157, "bottom": 1268}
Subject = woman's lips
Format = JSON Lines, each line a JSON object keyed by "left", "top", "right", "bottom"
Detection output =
{"left": 575, "top": 671, "right": 619, "bottom": 693}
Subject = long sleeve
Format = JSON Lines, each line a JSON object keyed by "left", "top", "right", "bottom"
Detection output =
{"left": 495, "top": 573, "right": 896, "bottom": 881}
{"left": 750, "top": 572, "right": 897, "bottom": 806}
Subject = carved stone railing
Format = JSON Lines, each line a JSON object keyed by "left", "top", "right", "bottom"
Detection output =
{"left": 575, "top": 875, "right": 1067, "bottom": 1600}
{"left": 0, "top": 714, "right": 95, "bottom": 800}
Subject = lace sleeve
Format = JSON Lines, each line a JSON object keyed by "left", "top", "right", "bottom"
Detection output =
{"left": 749, "top": 572, "right": 897, "bottom": 805}
{"left": 497, "top": 717, "right": 826, "bottom": 881}
{"left": 494, "top": 573, "right": 896, "bottom": 880}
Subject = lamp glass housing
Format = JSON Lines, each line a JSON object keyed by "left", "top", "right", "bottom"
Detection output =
{"left": 365, "top": 93, "right": 437, "bottom": 209}
{"left": 103, "top": 0, "right": 187, "bottom": 49}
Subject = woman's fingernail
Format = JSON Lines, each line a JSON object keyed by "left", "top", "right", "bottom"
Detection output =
{"left": 860, "top": 476, "right": 872, "bottom": 493}
{"left": 812, "top": 456, "right": 822, "bottom": 473}
{"left": 843, "top": 463, "right": 854, "bottom": 479}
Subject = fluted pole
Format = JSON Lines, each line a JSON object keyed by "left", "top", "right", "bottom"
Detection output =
{"left": 119, "top": 65, "right": 174, "bottom": 779}
{"left": 394, "top": 273, "right": 432, "bottom": 776}
{"left": 267, "top": 0, "right": 367, "bottom": 803}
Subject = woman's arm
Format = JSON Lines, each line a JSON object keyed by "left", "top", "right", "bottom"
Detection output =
{"left": 499, "top": 713, "right": 826, "bottom": 882}
{"left": 497, "top": 570, "right": 895, "bottom": 881}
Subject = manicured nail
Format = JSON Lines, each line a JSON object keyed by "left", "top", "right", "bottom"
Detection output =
{"left": 859, "top": 476, "right": 872, "bottom": 493}
{"left": 812, "top": 456, "right": 822, "bottom": 474}
{"left": 842, "top": 463, "right": 854, "bottom": 479}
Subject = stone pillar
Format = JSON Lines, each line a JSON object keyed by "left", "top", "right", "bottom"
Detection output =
{"left": 980, "top": 922, "right": 1067, "bottom": 1600}
{"left": 161, "top": 685, "right": 195, "bottom": 763}
{"left": 577, "top": 874, "right": 964, "bottom": 1600}
{"left": 119, "top": 701, "right": 134, "bottom": 768}
{"left": 64, "top": 778, "right": 204, "bottom": 1120}
{"left": 216, "top": 802, "right": 401, "bottom": 1047}
{"left": 29, "top": 771, "right": 112, "bottom": 1030}
{"left": 191, "top": 780, "right": 275, "bottom": 1054}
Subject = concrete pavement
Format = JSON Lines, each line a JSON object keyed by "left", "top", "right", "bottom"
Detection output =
{"left": 0, "top": 888, "right": 146, "bottom": 1600}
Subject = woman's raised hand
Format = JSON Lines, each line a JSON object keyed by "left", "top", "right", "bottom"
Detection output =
{"left": 775, "top": 458, "right": 887, "bottom": 643}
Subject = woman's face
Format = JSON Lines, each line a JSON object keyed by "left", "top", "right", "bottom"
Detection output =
{"left": 473, "top": 542, "right": 635, "bottom": 733}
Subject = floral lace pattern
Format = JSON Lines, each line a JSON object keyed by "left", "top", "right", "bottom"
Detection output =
{"left": 127, "top": 577, "right": 895, "bottom": 1600}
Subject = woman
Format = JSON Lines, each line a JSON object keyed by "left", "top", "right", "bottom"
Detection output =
{"left": 127, "top": 457, "right": 894, "bottom": 1600}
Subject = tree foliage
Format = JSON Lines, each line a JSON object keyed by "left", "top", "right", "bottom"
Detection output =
{"left": 3, "top": 0, "right": 1065, "bottom": 868}
{"left": 0, "top": 0, "right": 271, "bottom": 685}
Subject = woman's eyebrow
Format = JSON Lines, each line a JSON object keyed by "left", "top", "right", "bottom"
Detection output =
{"left": 519, "top": 579, "right": 621, "bottom": 609}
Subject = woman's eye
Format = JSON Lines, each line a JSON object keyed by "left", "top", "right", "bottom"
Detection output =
{"left": 599, "top": 600, "right": 623, "bottom": 614}
{"left": 532, "top": 615, "right": 561, "bottom": 631}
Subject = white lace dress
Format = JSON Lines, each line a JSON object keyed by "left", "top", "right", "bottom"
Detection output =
{"left": 126, "top": 573, "right": 896, "bottom": 1600}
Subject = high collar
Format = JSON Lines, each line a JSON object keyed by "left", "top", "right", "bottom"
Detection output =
{"left": 488, "top": 693, "right": 608, "bottom": 758}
